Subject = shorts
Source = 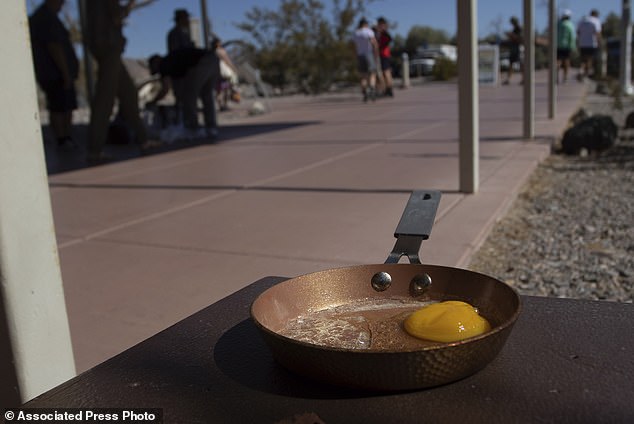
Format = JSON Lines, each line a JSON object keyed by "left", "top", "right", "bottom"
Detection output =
{"left": 380, "top": 56, "right": 391, "bottom": 71}
{"left": 357, "top": 54, "right": 376, "bottom": 74}
{"left": 557, "top": 48, "right": 571, "bottom": 60}
{"left": 579, "top": 47, "right": 598, "bottom": 59}
{"left": 38, "top": 79, "right": 77, "bottom": 113}
{"left": 509, "top": 47, "right": 520, "bottom": 64}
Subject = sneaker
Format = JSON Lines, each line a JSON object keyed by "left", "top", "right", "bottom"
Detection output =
{"left": 140, "top": 140, "right": 163, "bottom": 155}
{"left": 206, "top": 127, "right": 219, "bottom": 139}
{"left": 57, "top": 137, "right": 76, "bottom": 150}
{"left": 86, "top": 152, "right": 113, "bottom": 165}
{"left": 184, "top": 127, "right": 207, "bottom": 141}
{"left": 160, "top": 124, "right": 185, "bottom": 144}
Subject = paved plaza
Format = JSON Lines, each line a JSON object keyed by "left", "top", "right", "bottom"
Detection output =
{"left": 46, "top": 73, "right": 586, "bottom": 372}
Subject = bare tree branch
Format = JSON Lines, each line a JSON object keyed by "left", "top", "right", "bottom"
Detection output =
{"left": 131, "top": 0, "right": 161, "bottom": 12}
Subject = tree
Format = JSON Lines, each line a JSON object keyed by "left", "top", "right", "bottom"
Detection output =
{"left": 602, "top": 12, "right": 621, "bottom": 39}
{"left": 485, "top": 14, "right": 505, "bottom": 44}
{"left": 404, "top": 25, "right": 451, "bottom": 56}
{"left": 30, "top": 0, "right": 162, "bottom": 45}
{"left": 236, "top": 0, "right": 373, "bottom": 94}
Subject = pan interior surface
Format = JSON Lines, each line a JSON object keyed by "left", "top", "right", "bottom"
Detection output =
{"left": 280, "top": 297, "right": 440, "bottom": 350}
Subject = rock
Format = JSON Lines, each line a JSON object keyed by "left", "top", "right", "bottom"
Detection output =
{"left": 561, "top": 115, "right": 618, "bottom": 155}
{"left": 249, "top": 101, "right": 267, "bottom": 116}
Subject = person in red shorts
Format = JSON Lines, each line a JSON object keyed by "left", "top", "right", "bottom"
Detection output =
{"left": 376, "top": 17, "right": 394, "bottom": 97}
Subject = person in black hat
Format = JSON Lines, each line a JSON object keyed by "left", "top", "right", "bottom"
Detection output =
{"left": 167, "top": 8, "right": 194, "bottom": 53}
{"left": 166, "top": 9, "right": 195, "bottom": 126}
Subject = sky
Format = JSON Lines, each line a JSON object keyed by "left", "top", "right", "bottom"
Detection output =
{"left": 31, "top": 0, "right": 627, "bottom": 58}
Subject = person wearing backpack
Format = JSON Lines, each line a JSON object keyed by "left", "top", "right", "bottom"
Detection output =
{"left": 557, "top": 9, "right": 576, "bottom": 83}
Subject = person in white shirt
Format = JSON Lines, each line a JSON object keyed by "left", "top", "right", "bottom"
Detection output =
{"left": 353, "top": 18, "right": 379, "bottom": 102}
{"left": 577, "top": 9, "right": 602, "bottom": 80}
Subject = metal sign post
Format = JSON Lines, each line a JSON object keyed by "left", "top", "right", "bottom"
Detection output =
{"left": 200, "top": 0, "right": 211, "bottom": 48}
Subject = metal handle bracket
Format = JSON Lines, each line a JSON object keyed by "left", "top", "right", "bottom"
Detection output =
{"left": 385, "top": 190, "right": 441, "bottom": 264}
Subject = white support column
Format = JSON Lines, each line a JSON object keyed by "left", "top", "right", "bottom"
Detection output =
{"left": 620, "top": 0, "right": 633, "bottom": 95}
{"left": 457, "top": 0, "right": 479, "bottom": 194}
{"left": 548, "top": 0, "right": 556, "bottom": 119}
{"left": 0, "top": 3, "right": 75, "bottom": 402}
{"left": 523, "top": 0, "right": 535, "bottom": 138}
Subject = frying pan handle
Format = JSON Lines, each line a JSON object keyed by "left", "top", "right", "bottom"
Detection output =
{"left": 385, "top": 190, "right": 441, "bottom": 264}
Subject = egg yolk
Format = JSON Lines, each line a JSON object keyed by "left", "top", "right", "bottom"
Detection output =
{"left": 404, "top": 300, "right": 491, "bottom": 342}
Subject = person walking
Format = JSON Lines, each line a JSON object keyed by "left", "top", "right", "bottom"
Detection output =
{"left": 84, "top": 0, "right": 159, "bottom": 163}
{"left": 353, "top": 18, "right": 379, "bottom": 102}
{"left": 212, "top": 37, "right": 240, "bottom": 111}
{"left": 576, "top": 9, "right": 602, "bottom": 81}
{"left": 166, "top": 8, "right": 195, "bottom": 126}
{"left": 556, "top": 9, "right": 576, "bottom": 83}
{"left": 503, "top": 16, "right": 522, "bottom": 85}
{"left": 376, "top": 17, "right": 394, "bottom": 97}
{"left": 29, "top": 0, "right": 79, "bottom": 150}
{"left": 148, "top": 47, "right": 220, "bottom": 139}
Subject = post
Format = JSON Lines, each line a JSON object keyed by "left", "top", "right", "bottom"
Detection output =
{"left": 620, "top": 0, "right": 633, "bottom": 95}
{"left": 457, "top": 0, "right": 479, "bottom": 194}
{"left": 189, "top": 17, "right": 203, "bottom": 48}
{"left": 77, "top": 0, "right": 94, "bottom": 102}
{"left": 548, "top": 0, "right": 556, "bottom": 119}
{"left": 0, "top": 2, "right": 75, "bottom": 402}
{"left": 523, "top": 0, "right": 535, "bottom": 138}
{"left": 401, "top": 52, "right": 410, "bottom": 88}
{"left": 200, "top": 0, "right": 211, "bottom": 49}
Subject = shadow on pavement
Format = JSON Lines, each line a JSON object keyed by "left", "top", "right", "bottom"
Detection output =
{"left": 44, "top": 121, "right": 318, "bottom": 175}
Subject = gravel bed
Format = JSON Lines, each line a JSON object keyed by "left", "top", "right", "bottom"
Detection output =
{"left": 469, "top": 85, "right": 634, "bottom": 302}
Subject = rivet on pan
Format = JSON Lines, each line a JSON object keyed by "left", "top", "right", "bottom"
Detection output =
{"left": 410, "top": 273, "right": 432, "bottom": 296}
{"left": 371, "top": 272, "right": 392, "bottom": 292}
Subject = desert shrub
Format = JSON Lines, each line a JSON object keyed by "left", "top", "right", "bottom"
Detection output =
{"left": 432, "top": 57, "right": 457, "bottom": 81}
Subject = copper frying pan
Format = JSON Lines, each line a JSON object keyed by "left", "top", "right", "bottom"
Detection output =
{"left": 251, "top": 191, "right": 521, "bottom": 391}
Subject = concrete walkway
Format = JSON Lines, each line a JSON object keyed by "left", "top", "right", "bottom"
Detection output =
{"left": 47, "top": 73, "right": 586, "bottom": 372}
